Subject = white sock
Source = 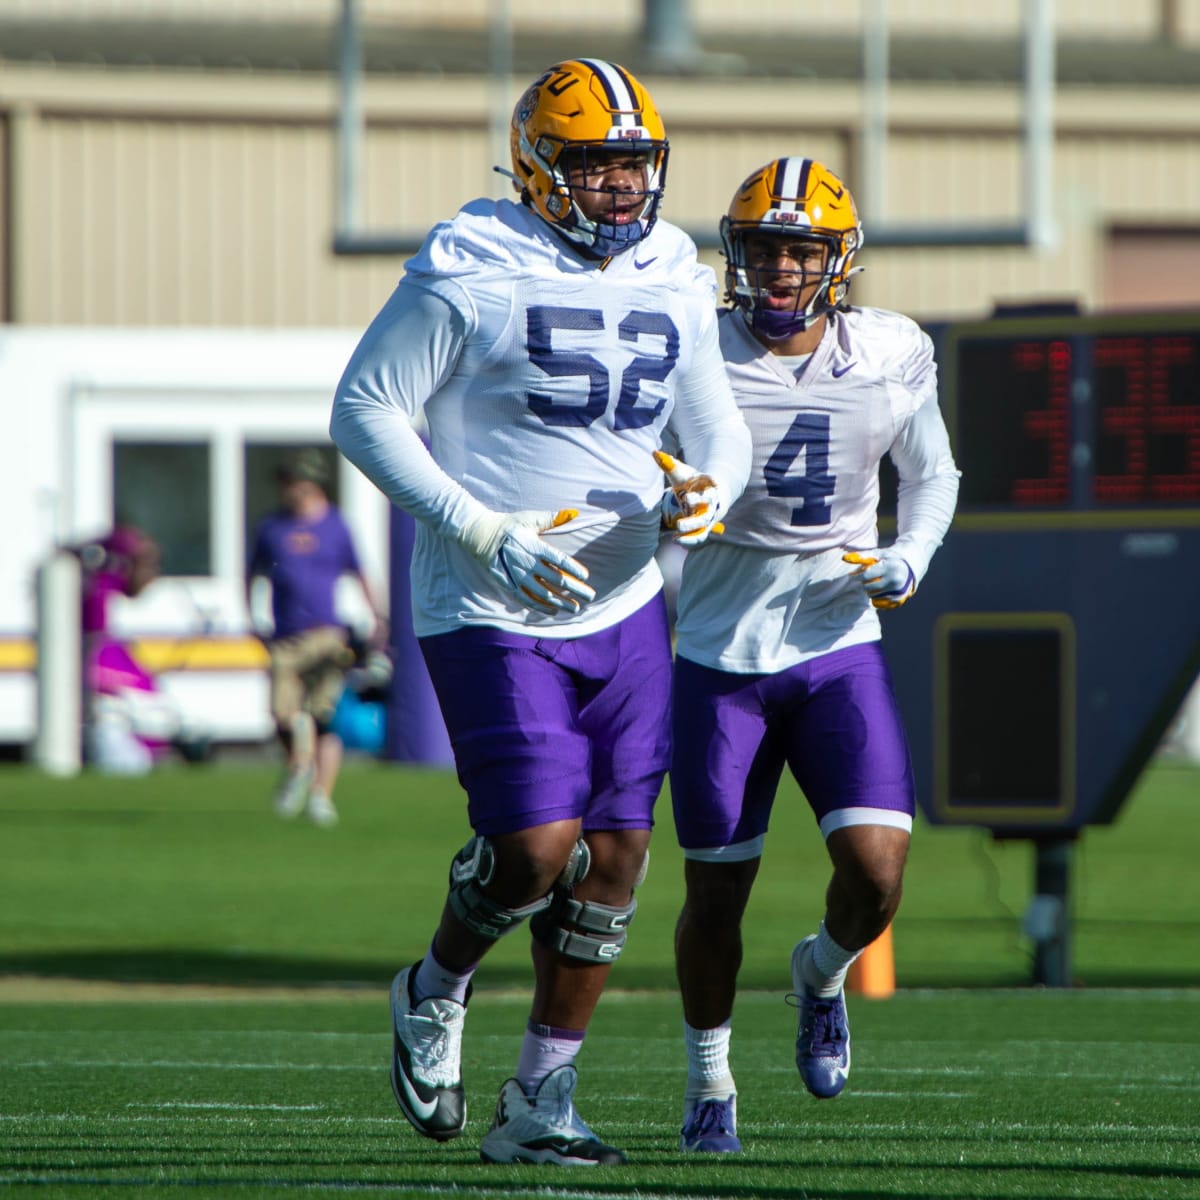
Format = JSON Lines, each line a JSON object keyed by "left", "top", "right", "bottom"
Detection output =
{"left": 411, "top": 943, "right": 475, "bottom": 1006}
{"left": 515, "top": 1021, "right": 585, "bottom": 1095}
{"left": 802, "top": 921, "right": 862, "bottom": 998}
{"left": 683, "top": 1019, "right": 736, "bottom": 1101}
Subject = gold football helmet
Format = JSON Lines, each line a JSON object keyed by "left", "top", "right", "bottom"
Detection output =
{"left": 509, "top": 59, "right": 669, "bottom": 258}
{"left": 721, "top": 157, "right": 863, "bottom": 338}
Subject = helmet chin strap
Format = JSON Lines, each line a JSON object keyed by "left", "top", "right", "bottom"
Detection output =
{"left": 573, "top": 183, "right": 657, "bottom": 253}
{"left": 751, "top": 306, "right": 818, "bottom": 340}
{"left": 548, "top": 214, "right": 649, "bottom": 260}
{"left": 590, "top": 217, "right": 649, "bottom": 257}
{"left": 744, "top": 263, "right": 865, "bottom": 339}
{"left": 748, "top": 282, "right": 832, "bottom": 339}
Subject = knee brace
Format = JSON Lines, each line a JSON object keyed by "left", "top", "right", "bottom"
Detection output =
{"left": 559, "top": 836, "right": 591, "bottom": 889}
{"left": 446, "top": 835, "right": 590, "bottom": 943}
{"left": 447, "top": 836, "right": 552, "bottom": 941}
{"left": 530, "top": 849, "right": 647, "bottom": 964}
{"left": 531, "top": 894, "right": 638, "bottom": 962}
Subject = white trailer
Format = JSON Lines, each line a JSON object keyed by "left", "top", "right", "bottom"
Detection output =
{"left": 2, "top": 327, "right": 389, "bottom": 754}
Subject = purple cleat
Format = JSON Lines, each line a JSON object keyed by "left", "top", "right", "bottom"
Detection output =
{"left": 680, "top": 1094, "right": 741, "bottom": 1153}
{"left": 790, "top": 936, "right": 851, "bottom": 1099}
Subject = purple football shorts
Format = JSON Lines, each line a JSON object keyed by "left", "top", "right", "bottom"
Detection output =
{"left": 671, "top": 641, "right": 915, "bottom": 851}
{"left": 419, "top": 595, "right": 672, "bottom": 837}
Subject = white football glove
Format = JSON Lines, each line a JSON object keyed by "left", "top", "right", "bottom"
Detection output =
{"left": 459, "top": 508, "right": 595, "bottom": 615}
{"left": 843, "top": 550, "right": 916, "bottom": 610}
{"left": 654, "top": 450, "right": 726, "bottom": 547}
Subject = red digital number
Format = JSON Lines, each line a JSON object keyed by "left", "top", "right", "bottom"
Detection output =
{"left": 1010, "top": 339, "right": 1070, "bottom": 506}
{"left": 1093, "top": 335, "right": 1200, "bottom": 504}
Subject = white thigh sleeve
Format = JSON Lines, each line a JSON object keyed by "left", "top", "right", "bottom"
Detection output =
{"left": 683, "top": 835, "right": 765, "bottom": 863}
{"left": 818, "top": 808, "right": 913, "bottom": 839}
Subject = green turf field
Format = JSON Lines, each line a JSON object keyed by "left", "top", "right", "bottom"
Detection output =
{"left": 1, "top": 758, "right": 1198, "bottom": 1196}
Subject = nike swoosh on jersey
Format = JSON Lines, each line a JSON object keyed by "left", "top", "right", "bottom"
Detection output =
{"left": 634, "top": 256, "right": 658, "bottom": 269}
{"left": 832, "top": 362, "right": 856, "bottom": 378}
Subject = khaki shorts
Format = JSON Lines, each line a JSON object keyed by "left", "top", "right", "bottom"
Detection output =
{"left": 268, "top": 626, "right": 351, "bottom": 726}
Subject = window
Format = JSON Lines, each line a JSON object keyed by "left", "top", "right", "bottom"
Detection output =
{"left": 112, "top": 441, "right": 211, "bottom": 576}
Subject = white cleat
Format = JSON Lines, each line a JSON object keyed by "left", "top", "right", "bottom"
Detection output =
{"left": 389, "top": 965, "right": 467, "bottom": 1141}
{"left": 479, "top": 1065, "right": 626, "bottom": 1165}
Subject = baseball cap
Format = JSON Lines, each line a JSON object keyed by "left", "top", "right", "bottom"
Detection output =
{"left": 277, "top": 449, "right": 330, "bottom": 486}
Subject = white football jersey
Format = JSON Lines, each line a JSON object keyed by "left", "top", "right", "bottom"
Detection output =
{"left": 331, "top": 198, "right": 751, "bottom": 637}
{"left": 674, "top": 306, "right": 959, "bottom": 673}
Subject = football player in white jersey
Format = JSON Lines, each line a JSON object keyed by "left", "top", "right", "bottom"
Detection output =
{"left": 668, "top": 158, "right": 960, "bottom": 1153}
{"left": 330, "top": 59, "right": 751, "bottom": 1165}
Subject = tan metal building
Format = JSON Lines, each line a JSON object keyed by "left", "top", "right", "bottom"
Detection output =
{"left": 4, "top": 0, "right": 1200, "bottom": 329}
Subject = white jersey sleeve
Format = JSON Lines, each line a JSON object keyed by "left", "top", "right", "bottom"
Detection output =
{"left": 332, "top": 197, "right": 737, "bottom": 638}
{"left": 665, "top": 304, "right": 753, "bottom": 506}
{"left": 330, "top": 281, "right": 495, "bottom": 542}
{"left": 889, "top": 391, "right": 960, "bottom": 583}
{"left": 674, "top": 306, "right": 959, "bottom": 673}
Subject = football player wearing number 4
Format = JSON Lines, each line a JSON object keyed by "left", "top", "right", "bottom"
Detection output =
{"left": 330, "top": 59, "right": 751, "bottom": 1166}
{"left": 670, "top": 158, "right": 960, "bottom": 1154}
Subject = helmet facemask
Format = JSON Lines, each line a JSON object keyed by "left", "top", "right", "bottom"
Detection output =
{"left": 554, "top": 143, "right": 667, "bottom": 257}
{"left": 520, "top": 134, "right": 667, "bottom": 258}
{"left": 722, "top": 225, "right": 852, "bottom": 340}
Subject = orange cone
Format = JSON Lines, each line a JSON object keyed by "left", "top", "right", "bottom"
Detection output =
{"left": 848, "top": 924, "right": 895, "bottom": 998}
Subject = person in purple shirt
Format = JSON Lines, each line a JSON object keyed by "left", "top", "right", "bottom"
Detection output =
{"left": 247, "top": 450, "right": 382, "bottom": 827}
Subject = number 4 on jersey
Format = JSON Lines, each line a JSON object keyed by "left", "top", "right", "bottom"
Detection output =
{"left": 764, "top": 412, "right": 836, "bottom": 526}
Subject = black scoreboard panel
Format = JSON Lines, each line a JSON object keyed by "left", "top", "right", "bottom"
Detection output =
{"left": 947, "top": 319, "right": 1200, "bottom": 512}
{"left": 934, "top": 614, "right": 1074, "bottom": 827}
{"left": 881, "top": 312, "right": 1200, "bottom": 832}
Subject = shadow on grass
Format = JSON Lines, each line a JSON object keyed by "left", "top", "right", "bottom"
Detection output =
{"left": 3, "top": 948, "right": 1199, "bottom": 990}
{"left": 0, "top": 950, "right": 676, "bottom": 991}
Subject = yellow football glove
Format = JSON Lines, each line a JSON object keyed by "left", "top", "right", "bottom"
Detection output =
{"left": 843, "top": 550, "right": 916, "bottom": 610}
{"left": 655, "top": 450, "right": 726, "bottom": 546}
